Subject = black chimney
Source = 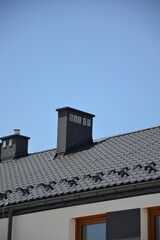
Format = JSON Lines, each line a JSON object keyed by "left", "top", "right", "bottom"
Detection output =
{"left": 56, "top": 107, "right": 95, "bottom": 156}
{"left": 0, "top": 129, "right": 30, "bottom": 161}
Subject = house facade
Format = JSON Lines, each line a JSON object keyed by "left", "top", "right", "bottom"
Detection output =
{"left": 0, "top": 107, "right": 160, "bottom": 240}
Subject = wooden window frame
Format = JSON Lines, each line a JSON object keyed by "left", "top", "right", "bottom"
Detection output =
{"left": 76, "top": 214, "right": 106, "bottom": 240}
{"left": 148, "top": 207, "right": 160, "bottom": 240}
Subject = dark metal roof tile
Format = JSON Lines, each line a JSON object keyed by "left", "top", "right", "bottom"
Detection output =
{"left": 0, "top": 126, "right": 160, "bottom": 206}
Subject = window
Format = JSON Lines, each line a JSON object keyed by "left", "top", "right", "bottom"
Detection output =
{"left": 2, "top": 140, "right": 7, "bottom": 148}
{"left": 76, "top": 214, "right": 106, "bottom": 240}
{"left": 148, "top": 207, "right": 160, "bottom": 240}
{"left": 9, "top": 139, "right": 13, "bottom": 147}
{"left": 78, "top": 116, "right": 81, "bottom": 124}
{"left": 83, "top": 118, "right": 86, "bottom": 126}
{"left": 74, "top": 115, "right": 78, "bottom": 123}
{"left": 87, "top": 119, "right": 91, "bottom": 127}
{"left": 70, "top": 114, "right": 74, "bottom": 122}
{"left": 76, "top": 209, "right": 140, "bottom": 240}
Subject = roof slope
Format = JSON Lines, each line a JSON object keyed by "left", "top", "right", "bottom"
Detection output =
{"left": 0, "top": 126, "right": 160, "bottom": 207}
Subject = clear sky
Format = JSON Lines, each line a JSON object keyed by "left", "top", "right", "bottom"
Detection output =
{"left": 0, "top": 0, "right": 160, "bottom": 153}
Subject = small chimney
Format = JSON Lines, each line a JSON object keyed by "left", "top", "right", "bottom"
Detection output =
{"left": 0, "top": 130, "right": 30, "bottom": 161}
{"left": 56, "top": 107, "right": 95, "bottom": 156}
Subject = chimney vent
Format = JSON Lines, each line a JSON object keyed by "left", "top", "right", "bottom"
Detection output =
{"left": 13, "top": 129, "right": 20, "bottom": 135}
{"left": 56, "top": 107, "right": 95, "bottom": 156}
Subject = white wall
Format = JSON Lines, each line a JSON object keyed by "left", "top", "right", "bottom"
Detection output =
{"left": 1, "top": 193, "right": 160, "bottom": 240}
{"left": 0, "top": 218, "right": 8, "bottom": 240}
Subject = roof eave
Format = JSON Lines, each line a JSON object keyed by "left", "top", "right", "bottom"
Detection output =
{"left": 1, "top": 180, "right": 160, "bottom": 217}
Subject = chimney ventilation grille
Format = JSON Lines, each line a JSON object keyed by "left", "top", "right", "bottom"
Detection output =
{"left": 69, "top": 113, "right": 91, "bottom": 127}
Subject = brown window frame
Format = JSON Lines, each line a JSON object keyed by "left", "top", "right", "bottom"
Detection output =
{"left": 76, "top": 214, "right": 106, "bottom": 240}
{"left": 148, "top": 206, "right": 160, "bottom": 240}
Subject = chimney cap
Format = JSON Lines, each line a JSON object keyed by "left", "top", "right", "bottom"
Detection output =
{"left": 13, "top": 129, "right": 20, "bottom": 135}
{"left": 56, "top": 107, "right": 95, "bottom": 118}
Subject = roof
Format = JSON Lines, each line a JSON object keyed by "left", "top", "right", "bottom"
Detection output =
{"left": 56, "top": 106, "right": 95, "bottom": 117}
{"left": 0, "top": 134, "right": 30, "bottom": 140}
{"left": 0, "top": 126, "right": 160, "bottom": 207}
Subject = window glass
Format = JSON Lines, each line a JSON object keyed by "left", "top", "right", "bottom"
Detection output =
{"left": 155, "top": 215, "right": 160, "bottom": 240}
{"left": 76, "top": 214, "right": 106, "bottom": 240}
{"left": 70, "top": 114, "right": 73, "bottom": 122}
{"left": 87, "top": 119, "right": 91, "bottom": 127}
{"left": 78, "top": 116, "right": 81, "bottom": 124}
{"left": 9, "top": 139, "right": 13, "bottom": 147}
{"left": 2, "top": 140, "right": 6, "bottom": 148}
{"left": 74, "top": 115, "right": 78, "bottom": 123}
{"left": 83, "top": 118, "right": 86, "bottom": 126}
{"left": 82, "top": 222, "right": 106, "bottom": 240}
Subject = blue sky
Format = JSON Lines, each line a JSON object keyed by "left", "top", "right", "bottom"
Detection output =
{"left": 0, "top": 0, "right": 160, "bottom": 153}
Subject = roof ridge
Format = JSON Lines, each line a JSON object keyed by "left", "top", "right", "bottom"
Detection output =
{"left": 16, "top": 125, "right": 160, "bottom": 155}
{"left": 94, "top": 125, "right": 160, "bottom": 142}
